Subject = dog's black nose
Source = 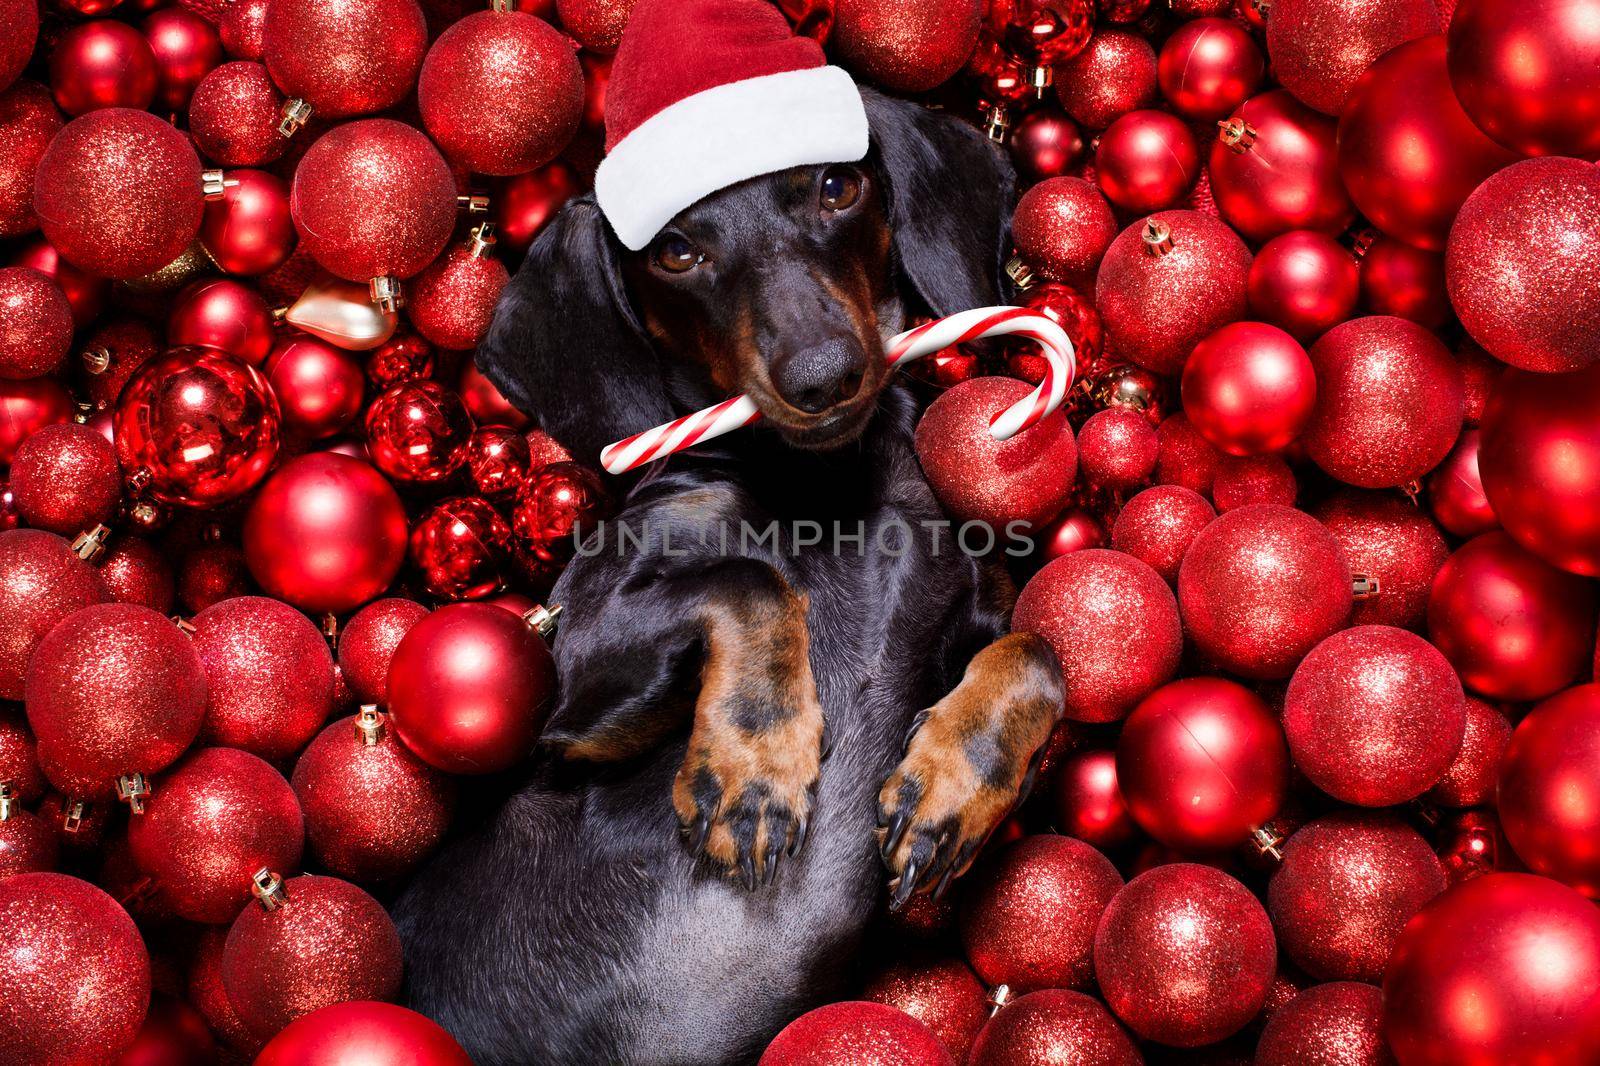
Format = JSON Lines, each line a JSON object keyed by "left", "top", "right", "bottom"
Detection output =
{"left": 771, "top": 339, "right": 865, "bottom": 414}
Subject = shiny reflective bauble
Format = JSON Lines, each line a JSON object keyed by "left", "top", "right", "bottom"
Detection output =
{"left": 1246, "top": 231, "right": 1358, "bottom": 342}
{"left": 1008, "top": 109, "right": 1087, "bottom": 183}
{"left": 1266, "top": 0, "right": 1440, "bottom": 115}
{"left": 1208, "top": 89, "right": 1354, "bottom": 242}
{"left": 1498, "top": 685, "right": 1600, "bottom": 898}
{"left": 1156, "top": 16, "right": 1264, "bottom": 121}
{"left": 1181, "top": 322, "right": 1315, "bottom": 456}
{"left": 198, "top": 168, "right": 295, "bottom": 276}
{"left": 255, "top": 1002, "right": 473, "bottom": 1066}
{"left": 408, "top": 497, "right": 511, "bottom": 602}
{"left": 364, "top": 380, "right": 473, "bottom": 483}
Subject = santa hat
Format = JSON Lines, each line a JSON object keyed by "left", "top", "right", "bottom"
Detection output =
{"left": 593, "top": 0, "right": 870, "bottom": 251}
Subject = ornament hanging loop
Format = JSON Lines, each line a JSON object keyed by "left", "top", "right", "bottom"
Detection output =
{"left": 251, "top": 868, "right": 290, "bottom": 911}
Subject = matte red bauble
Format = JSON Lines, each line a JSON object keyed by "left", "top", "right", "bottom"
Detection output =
{"left": 169, "top": 279, "right": 276, "bottom": 365}
{"left": 1054, "top": 29, "right": 1158, "bottom": 129}
{"left": 0, "top": 873, "right": 149, "bottom": 1065}
{"left": 387, "top": 603, "right": 556, "bottom": 774}
{"left": 1313, "top": 489, "right": 1450, "bottom": 630}
{"left": 1076, "top": 407, "right": 1156, "bottom": 492}
{"left": 1255, "top": 982, "right": 1389, "bottom": 1066}
{"left": 914, "top": 376, "right": 1077, "bottom": 528}
{"left": 1011, "top": 177, "right": 1115, "bottom": 288}
{"left": 115, "top": 994, "right": 219, "bottom": 1066}
{"left": 1095, "top": 110, "right": 1198, "bottom": 213}
{"left": 1267, "top": 0, "right": 1439, "bottom": 115}
{"left": 1479, "top": 362, "right": 1600, "bottom": 575}
{"left": 0, "top": 0, "right": 36, "bottom": 93}
{"left": 1093, "top": 864, "right": 1274, "bottom": 1046}
{"left": 243, "top": 453, "right": 408, "bottom": 614}
{"left": 187, "top": 61, "right": 289, "bottom": 167}
{"left": 10, "top": 237, "right": 108, "bottom": 327}
{"left": 114, "top": 346, "right": 281, "bottom": 506}
{"left": 25, "top": 603, "right": 206, "bottom": 798}
{"left": 959, "top": 835, "right": 1122, "bottom": 993}
{"left": 1008, "top": 109, "right": 1086, "bottom": 183}
{"left": 1446, "top": 158, "right": 1600, "bottom": 373}
{"left": 49, "top": 20, "right": 158, "bottom": 116}
{"left": 1178, "top": 503, "right": 1351, "bottom": 679}
{"left": 290, "top": 119, "right": 457, "bottom": 284}
{"left": 1208, "top": 90, "right": 1353, "bottom": 243}
{"left": 0, "top": 377, "right": 73, "bottom": 465}
{"left": 9, "top": 423, "right": 121, "bottom": 536}
{"left": 144, "top": 7, "right": 223, "bottom": 109}
{"left": 365, "top": 380, "right": 473, "bottom": 483}
{"left": 0, "top": 81, "right": 62, "bottom": 239}
{"left": 1427, "top": 428, "right": 1496, "bottom": 537}
{"left": 0, "top": 266, "right": 70, "bottom": 381}
{"left": 255, "top": 1001, "right": 473, "bottom": 1066}
{"left": 966, "top": 989, "right": 1140, "bottom": 1066}
{"left": 1155, "top": 413, "right": 1219, "bottom": 494}
{"left": 862, "top": 957, "right": 986, "bottom": 1061}
{"left": 1157, "top": 17, "right": 1263, "bottom": 121}
{"left": 191, "top": 595, "right": 335, "bottom": 760}
{"left": 33, "top": 108, "right": 203, "bottom": 279}
{"left": 1034, "top": 508, "right": 1104, "bottom": 560}
{"left": 128, "top": 747, "right": 304, "bottom": 923}
{"left": 199, "top": 168, "right": 294, "bottom": 276}
{"left": 1095, "top": 210, "right": 1250, "bottom": 376}
{"left": 1117, "top": 677, "right": 1288, "bottom": 851}
{"left": 1247, "top": 231, "right": 1359, "bottom": 342}
{"left": 1049, "top": 750, "right": 1135, "bottom": 850}
{"left": 0, "top": 529, "right": 108, "bottom": 700}
{"left": 263, "top": 336, "right": 365, "bottom": 439}
{"left": 1383, "top": 873, "right": 1600, "bottom": 1066}
{"left": 223, "top": 873, "right": 403, "bottom": 1038}
{"left": 1181, "top": 322, "right": 1315, "bottom": 456}
{"left": 494, "top": 162, "right": 580, "bottom": 258}
{"left": 1304, "top": 316, "right": 1463, "bottom": 488}
{"left": 409, "top": 497, "right": 511, "bottom": 602}
{"left": 1338, "top": 36, "right": 1517, "bottom": 252}
{"left": 1014, "top": 549, "right": 1181, "bottom": 722}
{"left": 407, "top": 235, "right": 511, "bottom": 350}
{"left": 1427, "top": 532, "right": 1596, "bottom": 700}
{"left": 760, "top": 1000, "right": 953, "bottom": 1066}
{"left": 1498, "top": 685, "right": 1600, "bottom": 897}
{"left": 1359, "top": 236, "right": 1449, "bottom": 329}
{"left": 263, "top": 0, "right": 427, "bottom": 118}
{"left": 1109, "top": 485, "right": 1214, "bottom": 584}
{"left": 418, "top": 10, "right": 583, "bottom": 176}
{"left": 339, "top": 598, "right": 430, "bottom": 706}
{"left": 829, "top": 0, "right": 979, "bottom": 93}
{"left": 1447, "top": 0, "right": 1600, "bottom": 159}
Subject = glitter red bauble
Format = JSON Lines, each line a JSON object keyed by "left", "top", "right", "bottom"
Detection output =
{"left": 1313, "top": 489, "right": 1450, "bottom": 630}
{"left": 98, "top": 536, "right": 175, "bottom": 614}
{"left": 555, "top": 0, "right": 637, "bottom": 53}
{"left": 862, "top": 957, "right": 987, "bottom": 1061}
{"left": 263, "top": 0, "right": 427, "bottom": 118}
{"left": 418, "top": 10, "right": 583, "bottom": 176}
{"left": 1109, "top": 485, "right": 1214, "bottom": 584}
{"left": 1181, "top": 322, "right": 1315, "bottom": 456}
{"left": 169, "top": 278, "right": 276, "bottom": 365}
{"left": 255, "top": 1001, "right": 473, "bottom": 1066}
{"left": 188, "top": 927, "right": 261, "bottom": 1056}
{"left": 0, "top": 0, "right": 36, "bottom": 93}
{"left": 1157, "top": 17, "right": 1263, "bottom": 121}
{"left": 1425, "top": 696, "right": 1510, "bottom": 808}
{"left": 81, "top": 318, "right": 160, "bottom": 411}
{"left": 829, "top": 0, "right": 980, "bottom": 93}
{"left": 128, "top": 747, "right": 304, "bottom": 923}
{"left": 1255, "top": 982, "right": 1390, "bottom": 1066}
{"left": 1267, "top": 0, "right": 1439, "bottom": 115}
{"left": 243, "top": 453, "right": 407, "bottom": 614}
{"left": 144, "top": 7, "right": 224, "bottom": 109}
{"left": 1117, "top": 677, "right": 1288, "bottom": 850}
{"left": 1428, "top": 428, "right": 1496, "bottom": 537}
{"left": 9, "top": 423, "right": 121, "bottom": 536}
{"left": 1094, "top": 210, "right": 1250, "bottom": 376}
{"left": 1447, "top": 158, "right": 1600, "bottom": 373}
{"left": 0, "top": 873, "right": 149, "bottom": 1065}
{"left": 1427, "top": 532, "right": 1597, "bottom": 701}
{"left": 220, "top": 0, "right": 269, "bottom": 58}
{"left": 1247, "top": 231, "right": 1358, "bottom": 343}
{"left": 199, "top": 168, "right": 294, "bottom": 276}
{"left": 1076, "top": 407, "right": 1156, "bottom": 493}
{"left": 1212, "top": 453, "right": 1298, "bottom": 511}
{"left": 387, "top": 603, "right": 555, "bottom": 774}
{"left": 191, "top": 595, "right": 335, "bottom": 760}
{"left": 11, "top": 236, "right": 108, "bottom": 327}
{"left": 290, "top": 119, "right": 457, "bottom": 283}
{"left": 1178, "top": 503, "right": 1351, "bottom": 679}
{"left": 263, "top": 337, "right": 366, "bottom": 440}
{"left": 913, "top": 376, "right": 1077, "bottom": 529}
{"left": 1155, "top": 412, "right": 1219, "bottom": 494}
{"left": 494, "top": 162, "right": 580, "bottom": 258}
{"left": 1268, "top": 811, "right": 1447, "bottom": 981}
{"left": 48, "top": 20, "right": 159, "bottom": 116}
{"left": 407, "top": 241, "right": 511, "bottom": 350}
{"left": 1008, "top": 109, "right": 1086, "bottom": 183}
{"left": 33, "top": 108, "right": 203, "bottom": 279}
{"left": 409, "top": 497, "right": 511, "bottom": 601}
{"left": 0, "top": 267, "right": 70, "bottom": 381}
{"left": 0, "top": 710, "right": 45, "bottom": 803}
{"left": 0, "top": 807, "right": 56, "bottom": 879}
{"left": 1208, "top": 90, "right": 1353, "bottom": 243}
{"left": 1383, "top": 873, "right": 1600, "bottom": 1066}
{"left": 1093, "top": 863, "right": 1274, "bottom": 1046}
{"left": 1479, "top": 362, "right": 1600, "bottom": 575}
{"left": 959, "top": 835, "right": 1122, "bottom": 993}
{"left": 25, "top": 603, "right": 206, "bottom": 798}
{"left": 1498, "top": 685, "right": 1600, "bottom": 898}
{"left": 223, "top": 873, "right": 404, "bottom": 1039}
{"left": 187, "top": 62, "right": 289, "bottom": 167}
{"left": 966, "top": 989, "right": 1140, "bottom": 1066}
{"left": 179, "top": 540, "right": 253, "bottom": 613}
{"left": 1012, "top": 177, "right": 1115, "bottom": 288}
{"left": 1054, "top": 29, "right": 1158, "bottom": 129}
{"left": 114, "top": 346, "right": 281, "bottom": 507}
{"left": 1094, "top": 110, "right": 1198, "bottom": 213}
{"left": 0, "top": 81, "right": 62, "bottom": 239}
{"left": 759, "top": 1000, "right": 953, "bottom": 1066}
{"left": 0, "top": 529, "right": 108, "bottom": 700}
{"left": 365, "top": 380, "right": 473, "bottom": 483}
{"left": 1359, "top": 236, "right": 1449, "bottom": 329}
{"left": 339, "top": 598, "right": 430, "bottom": 706}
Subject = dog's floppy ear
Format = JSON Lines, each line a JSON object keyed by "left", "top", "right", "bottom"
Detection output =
{"left": 863, "top": 89, "right": 1018, "bottom": 316}
{"left": 475, "top": 195, "right": 674, "bottom": 466}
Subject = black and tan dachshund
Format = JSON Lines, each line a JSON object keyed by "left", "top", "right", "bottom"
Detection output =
{"left": 394, "top": 89, "right": 1065, "bottom": 1065}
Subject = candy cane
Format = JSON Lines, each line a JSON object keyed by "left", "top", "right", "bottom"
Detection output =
{"left": 599, "top": 306, "right": 1076, "bottom": 475}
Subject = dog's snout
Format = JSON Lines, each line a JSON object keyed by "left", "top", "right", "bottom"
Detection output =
{"left": 770, "top": 339, "right": 866, "bottom": 414}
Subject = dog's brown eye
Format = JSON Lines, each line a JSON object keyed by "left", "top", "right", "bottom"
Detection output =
{"left": 820, "top": 168, "right": 862, "bottom": 212}
{"left": 652, "top": 235, "right": 703, "bottom": 274}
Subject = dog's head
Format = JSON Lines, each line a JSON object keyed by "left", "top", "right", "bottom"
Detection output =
{"left": 477, "top": 91, "right": 1017, "bottom": 465}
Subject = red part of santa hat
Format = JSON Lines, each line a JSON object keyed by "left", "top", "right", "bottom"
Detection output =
{"left": 594, "top": 0, "right": 870, "bottom": 251}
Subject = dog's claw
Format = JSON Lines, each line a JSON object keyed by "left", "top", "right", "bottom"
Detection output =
{"left": 688, "top": 814, "right": 710, "bottom": 855}
{"left": 933, "top": 864, "right": 957, "bottom": 901}
{"left": 739, "top": 851, "right": 757, "bottom": 890}
{"left": 763, "top": 843, "right": 781, "bottom": 886}
{"left": 891, "top": 859, "right": 921, "bottom": 909}
{"left": 881, "top": 809, "right": 910, "bottom": 862}
{"left": 789, "top": 815, "right": 809, "bottom": 857}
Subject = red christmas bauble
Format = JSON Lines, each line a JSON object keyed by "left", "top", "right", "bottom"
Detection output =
{"left": 363, "top": 333, "right": 432, "bottom": 391}
{"left": 1008, "top": 109, "right": 1086, "bottom": 183}
{"left": 555, "top": 0, "right": 637, "bottom": 53}
{"left": 409, "top": 497, "right": 511, "bottom": 601}
{"left": 458, "top": 360, "right": 529, "bottom": 429}
{"left": 1427, "top": 532, "right": 1596, "bottom": 700}
{"left": 1093, "top": 863, "right": 1275, "bottom": 1046}
{"left": 1095, "top": 109, "right": 1198, "bottom": 213}
{"left": 1094, "top": 209, "right": 1251, "bottom": 376}
{"left": 0, "top": 81, "right": 62, "bottom": 239}
{"left": 998, "top": 0, "right": 1095, "bottom": 67}
{"left": 10, "top": 236, "right": 108, "bottom": 327}
{"left": 169, "top": 278, "right": 276, "bottom": 365}
{"left": 1267, "top": 0, "right": 1439, "bottom": 115}
{"left": 494, "top": 162, "right": 580, "bottom": 257}
{"left": 80, "top": 317, "right": 159, "bottom": 410}
{"left": 9, "top": 423, "right": 121, "bottom": 536}
{"left": 0, "top": 267, "right": 70, "bottom": 381}
{"left": 1247, "top": 230, "right": 1358, "bottom": 343}
{"left": 33, "top": 108, "right": 203, "bottom": 279}
{"left": 263, "top": 337, "right": 366, "bottom": 440}
{"left": 144, "top": 7, "right": 223, "bottom": 109}
{"left": 178, "top": 540, "right": 253, "bottom": 613}
{"left": 114, "top": 994, "right": 218, "bottom": 1066}
{"left": 1178, "top": 503, "right": 1351, "bottom": 678}
{"left": 0, "top": 529, "right": 108, "bottom": 700}
{"left": 0, "top": 709, "right": 45, "bottom": 803}
{"left": 1181, "top": 322, "right": 1315, "bottom": 456}
{"left": 223, "top": 873, "right": 403, "bottom": 1038}
{"left": 407, "top": 238, "right": 511, "bottom": 350}
{"left": 1211, "top": 452, "right": 1298, "bottom": 511}
{"left": 1076, "top": 407, "right": 1156, "bottom": 493}
{"left": 128, "top": 747, "right": 304, "bottom": 923}
{"left": 1157, "top": 16, "right": 1263, "bottom": 121}
{"left": 1054, "top": 29, "right": 1157, "bottom": 129}
{"left": 49, "top": 20, "right": 159, "bottom": 116}
{"left": 263, "top": 0, "right": 427, "bottom": 118}
{"left": 1049, "top": 748, "right": 1136, "bottom": 850}
{"left": 1109, "top": 485, "right": 1214, "bottom": 584}
{"left": 1313, "top": 489, "right": 1450, "bottom": 630}
{"left": 187, "top": 927, "right": 261, "bottom": 1056}
{"left": 1017, "top": 283, "right": 1104, "bottom": 379}
{"left": 862, "top": 957, "right": 986, "bottom": 1061}
{"left": 830, "top": 0, "right": 980, "bottom": 93}
{"left": 243, "top": 453, "right": 407, "bottom": 614}
{"left": 1117, "top": 677, "right": 1288, "bottom": 850}
{"left": 365, "top": 380, "right": 473, "bottom": 483}
{"left": 1427, "top": 695, "right": 1511, "bottom": 807}
{"left": 913, "top": 376, "right": 1077, "bottom": 528}
{"left": 187, "top": 61, "right": 289, "bottom": 167}
{"left": 1498, "top": 684, "right": 1600, "bottom": 897}
{"left": 466, "top": 426, "right": 532, "bottom": 499}
{"left": 418, "top": 10, "right": 582, "bottom": 176}
{"left": 220, "top": 0, "right": 270, "bottom": 58}
{"left": 1427, "top": 428, "right": 1496, "bottom": 537}
{"left": 760, "top": 1000, "right": 953, "bottom": 1066}
{"left": 26, "top": 603, "right": 206, "bottom": 798}
{"left": 1012, "top": 177, "right": 1115, "bottom": 289}
{"left": 290, "top": 119, "right": 457, "bottom": 283}
{"left": 1479, "top": 362, "right": 1600, "bottom": 575}
{"left": 1155, "top": 412, "right": 1219, "bottom": 494}
{"left": 255, "top": 1001, "right": 473, "bottom": 1066}
{"left": 387, "top": 603, "right": 555, "bottom": 774}
{"left": 98, "top": 536, "right": 175, "bottom": 614}
{"left": 1359, "top": 235, "right": 1449, "bottom": 329}
{"left": 966, "top": 989, "right": 1140, "bottom": 1066}
{"left": 1255, "top": 982, "right": 1389, "bottom": 1066}
{"left": 959, "top": 835, "right": 1122, "bottom": 992}
{"left": 0, "top": 873, "right": 149, "bottom": 1064}
{"left": 1033, "top": 508, "right": 1104, "bottom": 560}
{"left": 339, "top": 597, "right": 430, "bottom": 706}
{"left": 1383, "top": 873, "right": 1600, "bottom": 1065}
{"left": 1208, "top": 90, "right": 1353, "bottom": 243}
{"left": 0, "top": 377, "right": 73, "bottom": 465}
{"left": 0, "top": 806, "right": 57, "bottom": 879}
{"left": 0, "top": 0, "right": 36, "bottom": 93}
{"left": 114, "top": 346, "right": 281, "bottom": 506}
{"left": 199, "top": 168, "right": 294, "bottom": 276}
